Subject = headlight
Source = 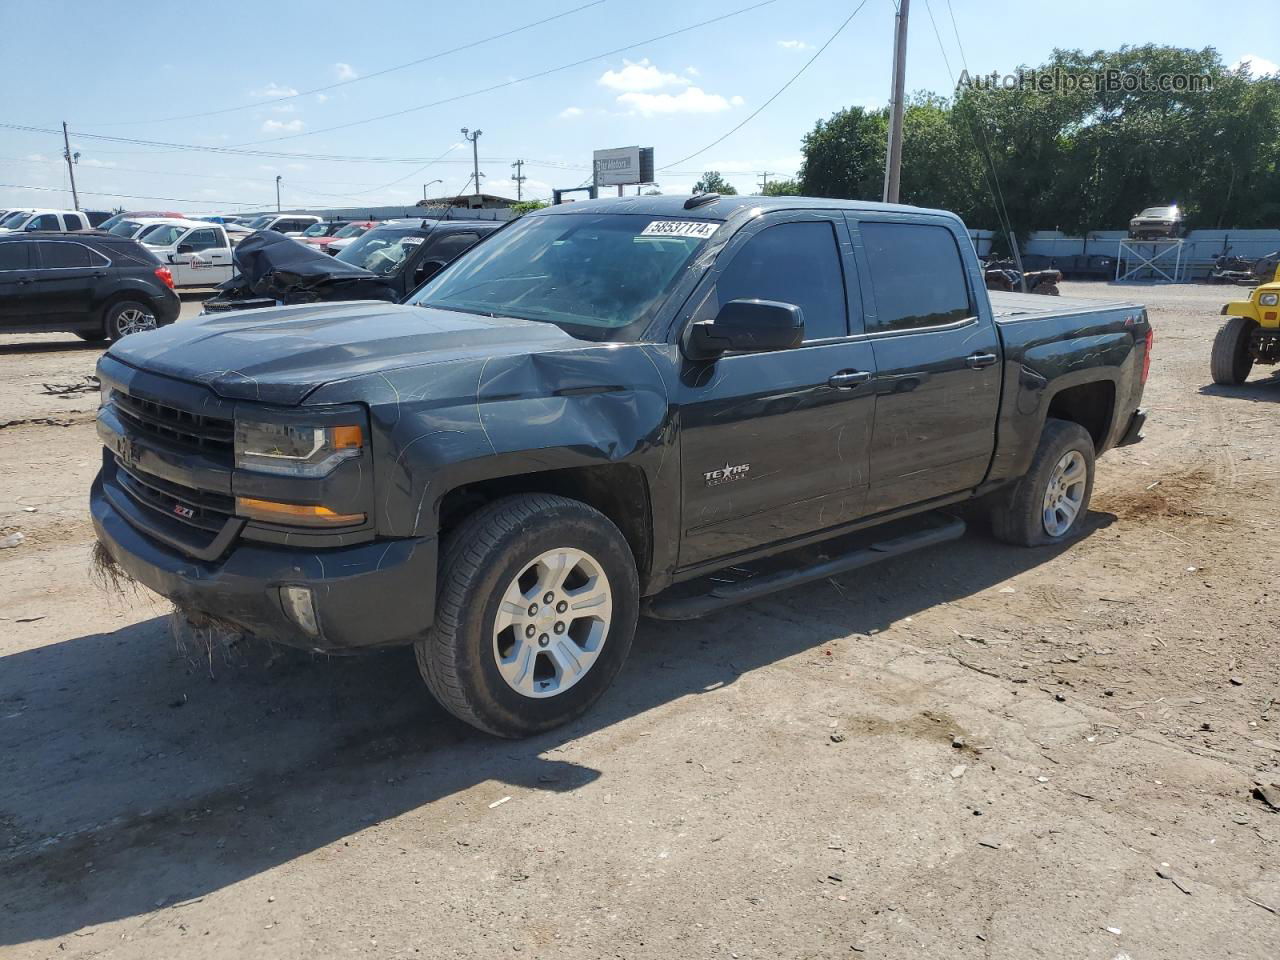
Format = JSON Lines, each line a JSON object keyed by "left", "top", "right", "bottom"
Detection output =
{"left": 1260, "top": 293, "right": 1279, "bottom": 307}
{"left": 234, "top": 421, "right": 364, "bottom": 477}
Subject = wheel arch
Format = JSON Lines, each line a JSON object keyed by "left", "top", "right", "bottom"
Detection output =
{"left": 436, "top": 463, "right": 656, "bottom": 594}
{"left": 1044, "top": 379, "right": 1116, "bottom": 452}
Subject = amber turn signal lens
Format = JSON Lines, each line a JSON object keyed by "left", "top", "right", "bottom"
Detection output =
{"left": 236, "top": 497, "right": 365, "bottom": 527}
{"left": 331, "top": 425, "right": 363, "bottom": 450}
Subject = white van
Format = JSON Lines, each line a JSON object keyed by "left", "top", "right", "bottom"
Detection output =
{"left": 138, "top": 218, "right": 234, "bottom": 287}
{"left": 0, "top": 208, "right": 91, "bottom": 233}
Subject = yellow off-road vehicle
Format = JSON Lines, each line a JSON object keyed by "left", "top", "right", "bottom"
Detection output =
{"left": 1212, "top": 266, "right": 1280, "bottom": 385}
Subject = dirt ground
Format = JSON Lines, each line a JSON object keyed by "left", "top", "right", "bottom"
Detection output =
{"left": 1, "top": 283, "right": 1278, "bottom": 959}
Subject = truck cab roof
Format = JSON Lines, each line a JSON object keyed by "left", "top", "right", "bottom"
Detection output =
{"left": 536, "top": 194, "right": 964, "bottom": 224}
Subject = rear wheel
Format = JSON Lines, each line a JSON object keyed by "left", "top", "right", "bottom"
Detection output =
{"left": 1210, "top": 316, "right": 1256, "bottom": 385}
{"left": 105, "top": 299, "right": 159, "bottom": 341}
{"left": 415, "top": 494, "right": 639, "bottom": 738}
{"left": 991, "top": 419, "right": 1096, "bottom": 547}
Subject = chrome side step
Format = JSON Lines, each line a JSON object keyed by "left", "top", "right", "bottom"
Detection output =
{"left": 643, "top": 513, "right": 966, "bottom": 621}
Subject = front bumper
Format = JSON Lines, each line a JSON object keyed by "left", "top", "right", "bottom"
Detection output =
{"left": 91, "top": 472, "right": 437, "bottom": 651}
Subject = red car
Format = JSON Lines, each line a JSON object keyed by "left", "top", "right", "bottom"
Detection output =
{"left": 301, "top": 220, "right": 378, "bottom": 254}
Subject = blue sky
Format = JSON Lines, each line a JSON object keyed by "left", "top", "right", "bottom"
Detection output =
{"left": 1, "top": 0, "right": 1275, "bottom": 213}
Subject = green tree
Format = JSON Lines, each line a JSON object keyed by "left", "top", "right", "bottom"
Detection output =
{"left": 760, "top": 178, "right": 803, "bottom": 196}
{"left": 692, "top": 171, "right": 738, "bottom": 195}
{"left": 508, "top": 199, "right": 549, "bottom": 217}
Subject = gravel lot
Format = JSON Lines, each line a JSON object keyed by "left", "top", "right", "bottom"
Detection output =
{"left": 1, "top": 283, "right": 1278, "bottom": 959}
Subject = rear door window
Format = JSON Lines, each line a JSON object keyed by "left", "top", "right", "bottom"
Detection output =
{"left": 38, "top": 241, "right": 93, "bottom": 268}
{"left": 0, "top": 242, "right": 31, "bottom": 270}
{"left": 426, "top": 232, "right": 481, "bottom": 262}
{"left": 714, "top": 220, "right": 849, "bottom": 341}
{"left": 860, "top": 221, "right": 972, "bottom": 332}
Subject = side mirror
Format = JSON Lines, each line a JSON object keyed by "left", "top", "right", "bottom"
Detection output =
{"left": 176, "top": 243, "right": 194, "bottom": 254}
{"left": 23, "top": 222, "right": 40, "bottom": 232}
{"left": 685, "top": 299, "right": 804, "bottom": 359}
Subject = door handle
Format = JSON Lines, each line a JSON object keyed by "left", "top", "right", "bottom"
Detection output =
{"left": 828, "top": 370, "right": 872, "bottom": 388}
{"left": 966, "top": 352, "right": 998, "bottom": 369}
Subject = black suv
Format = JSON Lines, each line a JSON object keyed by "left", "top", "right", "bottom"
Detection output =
{"left": 0, "top": 232, "right": 181, "bottom": 342}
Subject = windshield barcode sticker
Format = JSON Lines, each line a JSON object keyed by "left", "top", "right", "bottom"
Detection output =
{"left": 401, "top": 236, "right": 425, "bottom": 245}
{"left": 641, "top": 220, "right": 718, "bottom": 239}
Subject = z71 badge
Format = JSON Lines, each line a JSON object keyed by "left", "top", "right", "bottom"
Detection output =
{"left": 703, "top": 462, "right": 750, "bottom": 487}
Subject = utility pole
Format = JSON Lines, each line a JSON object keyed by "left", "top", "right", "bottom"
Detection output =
{"left": 757, "top": 171, "right": 773, "bottom": 195}
{"left": 461, "top": 128, "right": 483, "bottom": 199}
{"left": 882, "top": 0, "right": 910, "bottom": 204}
{"left": 511, "top": 159, "right": 526, "bottom": 201}
{"left": 275, "top": 175, "right": 282, "bottom": 212}
{"left": 61, "top": 122, "right": 80, "bottom": 210}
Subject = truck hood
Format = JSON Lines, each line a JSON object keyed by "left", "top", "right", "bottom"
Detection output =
{"left": 106, "top": 301, "right": 579, "bottom": 405}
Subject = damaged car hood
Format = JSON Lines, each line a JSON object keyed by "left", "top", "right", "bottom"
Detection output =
{"left": 105, "top": 301, "right": 581, "bottom": 405}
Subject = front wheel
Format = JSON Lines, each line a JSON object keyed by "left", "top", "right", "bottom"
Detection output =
{"left": 991, "top": 419, "right": 1096, "bottom": 547}
{"left": 416, "top": 494, "right": 639, "bottom": 738}
{"left": 1210, "top": 316, "right": 1256, "bottom": 386}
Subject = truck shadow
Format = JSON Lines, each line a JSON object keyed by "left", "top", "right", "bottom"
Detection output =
{"left": 0, "top": 517, "right": 1107, "bottom": 945}
{"left": 1199, "top": 375, "right": 1280, "bottom": 403}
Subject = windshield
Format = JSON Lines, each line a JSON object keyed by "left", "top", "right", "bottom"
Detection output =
{"left": 408, "top": 213, "right": 714, "bottom": 338}
{"left": 1140, "top": 206, "right": 1176, "bottom": 217}
{"left": 332, "top": 223, "right": 367, "bottom": 239}
{"left": 247, "top": 215, "right": 275, "bottom": 230}
{"left": 108, "top": 220, "right": 142, "bottom": 237}
{"left": 142, "top": 224, "right": 186, "bottom": 247}
{"left": 0, "top": 212, "right": 30, "bottom": 229}
{"left": 301, "top": 222, "right": 333, "bottom": 237}
{"left": 335, "top": 226, "right": 426, "bottom": 276}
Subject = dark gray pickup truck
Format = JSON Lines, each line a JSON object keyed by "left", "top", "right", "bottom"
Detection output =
{"left": 91, "top": 195, "right": 1151, "bottom": 737}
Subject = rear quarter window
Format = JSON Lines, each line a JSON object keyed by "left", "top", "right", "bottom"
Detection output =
{"left": 861, "top": 221, "right": 973, "bottom": 333}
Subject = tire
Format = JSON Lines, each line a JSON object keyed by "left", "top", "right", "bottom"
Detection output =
{"left": 415, "top": 494, "right": 639, "bottom": 738}
{"left": 991, "top": 419, "right": 1096, "bottom": 547}
{"left": 1210, "top": 316, "right": 1256, "bottom": 386}
{"left": 104, "top": 299, "right": 160, "bottom": 341}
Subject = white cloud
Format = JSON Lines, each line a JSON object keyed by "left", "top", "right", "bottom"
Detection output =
{"left": 598, "top": 58, "right": 690, "bottom": 92}
{"left": 251, "top": 82, "right": 299, "bottom": 98}
{"left": 261, "top": 119, "right": 305, "bottom": 133}
{"left": 286, "top": 163, "right": 307, "bottom": 171}
{"left": 271, "top": 103, "right": 297, "bottom": 113}
{"left": 684, "top": 66, "right": 700, "bottom": 77}
{"left": 1232, "top": 53, "right": 1279, "bottom": 76}
{"left": 558, "top": 106, "right": 584, "bottom": 119}
{"left": 778, "top": 39, "right": 810, "bottom": 50}
{"left": 314, "top": 93, "right": 330, "bottom": 104}
{"left": 617, "top": 87, "right": 742, "bottom": 116}
{"left": 334, "top": 62, "right": 358, "bottom": 81}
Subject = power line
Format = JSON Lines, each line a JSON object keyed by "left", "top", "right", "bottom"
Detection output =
{"left": 81, "top": 1, "right": 609, "bottom": 127}
{"left": 227, "top": 0, "right": 780, "bottom": 147}
{"left": 0, "top": 182, "right": 269, "bottom": 209}
{"left": 659, "top": 0, "right": 868, "bottom": 171}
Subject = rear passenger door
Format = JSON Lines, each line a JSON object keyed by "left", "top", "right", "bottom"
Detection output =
{"left": 676, "top": 213, "right": 877, "bottom": 568}
{"left": 848, "top": 215, "right": 1001, "bottom": 514}
{"left": 28, "top": 240, "right": 104, "bottom": 323}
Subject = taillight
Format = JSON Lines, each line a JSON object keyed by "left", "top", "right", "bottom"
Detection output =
{"left": 154, "top": 266, "right": 174, "bottom": 290}
{"left": 1141, "top": 326, "right": 1154, "bottom": 384}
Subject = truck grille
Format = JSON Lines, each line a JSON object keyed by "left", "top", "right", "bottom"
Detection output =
{"left": 112, "top": 390, "right": 234, "bottom": 463}
{"left": 114, "top": 461, "right": 235, "bottom": 534}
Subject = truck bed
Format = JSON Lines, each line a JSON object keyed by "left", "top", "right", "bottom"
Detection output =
{"left": 988, "top": 290, "right": 1142, "bottom": 322}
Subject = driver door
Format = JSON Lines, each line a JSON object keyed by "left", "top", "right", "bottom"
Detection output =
{"left": 675, "top": 213, "right": 877, "bottom": 569}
